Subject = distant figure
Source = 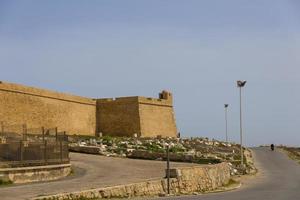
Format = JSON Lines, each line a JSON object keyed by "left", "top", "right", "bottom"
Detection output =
{"left": 177, "top": 132, "right": 181, "bottom": 138}
{"left": 271, "top": 144, "right": 275, "bottom": 151}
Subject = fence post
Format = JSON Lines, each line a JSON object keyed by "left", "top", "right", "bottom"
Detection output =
{"left": 166, "top": 145, "right": 170, "bottom": 195}
{"left": 55, "top": 127, "right": 58, "bottom": 141}
{"left": 60, "top": 140, "right": 63, "bottom": 162}
{"left": 22, "top": 124, "right": 27, "bottom": 141}
{"left": 42, "top": 127, "right": 45, "bottom": 141}
{"left": 63, "top": 131, "right": 68, "bottom": 142}
{"left": 44, "top": 140, "right": 47, "bottom": 164}
{"left": 0, "top": 121, "right": 4, "bottom": 134}
{"left": 19, "top": 140, "right": 23, "bottom": 162}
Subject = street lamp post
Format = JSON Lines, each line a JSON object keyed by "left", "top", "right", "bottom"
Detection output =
{"left": 237, "top": 80, "right": 246, "bottom": 167}
{"left": 224, "top": 104, "right": 229, "bottom": 143}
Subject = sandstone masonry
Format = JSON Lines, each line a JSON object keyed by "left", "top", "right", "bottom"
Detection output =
{"left": 96, "top": 91, "right": 177, "bottom": 137}
{"left": 33, "top": 162, "right": 230, "bottom": 200}
{"left": 0, "top": 81, "right": 177, "bottom": 137}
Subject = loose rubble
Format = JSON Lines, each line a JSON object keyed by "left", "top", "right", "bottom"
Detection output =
{"left": 69, "top": 136, "right": 256, "bottom": 175}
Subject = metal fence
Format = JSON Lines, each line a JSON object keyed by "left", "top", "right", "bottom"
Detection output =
{"left": 0, "top": 122, "right": 68, "bottom": 142}
{"left": 0, "top": 123, "right": 69, "bottom": 167}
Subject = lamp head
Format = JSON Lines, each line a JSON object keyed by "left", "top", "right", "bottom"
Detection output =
{"left": 237, "top": 80, "right": 247, "bottom": 87}
{"left": 224, "top": 104, "right": 229, "bottom": 108}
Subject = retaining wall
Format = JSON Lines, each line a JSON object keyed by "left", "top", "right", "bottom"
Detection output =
{"left": 33, "top": 162, "right": 230, "bottom": 200}
{"left": 0, "top": 163, "right": 71, "bottom": 184}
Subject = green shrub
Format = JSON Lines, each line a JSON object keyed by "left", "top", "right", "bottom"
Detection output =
{"left": 144, "top": 143, "right": 164, "bottom": 153}
{"left": 169, "top": 146, "right": 185, "bottom": 153}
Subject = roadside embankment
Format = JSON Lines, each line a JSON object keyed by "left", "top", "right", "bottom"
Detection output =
{"left": 279, "top": 146, "right": 300, "bottom": 164}
{"left": 33, "top": 162, "right": 230, "bottom": 200}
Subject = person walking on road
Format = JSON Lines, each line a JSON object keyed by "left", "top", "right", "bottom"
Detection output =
{"left": 271, "top": 144, "right": 275, "bottom": 151}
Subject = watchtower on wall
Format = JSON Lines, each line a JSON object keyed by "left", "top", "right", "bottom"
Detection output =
{"left": 159, "top": 90, "right": 173, "bottom": 101}
{"left": 96, "top": 90, "right": 177, "bottom": 138}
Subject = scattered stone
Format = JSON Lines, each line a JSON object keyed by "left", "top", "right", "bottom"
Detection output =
{"left": 68, "top": 136, "right": 252, "bottom": 174}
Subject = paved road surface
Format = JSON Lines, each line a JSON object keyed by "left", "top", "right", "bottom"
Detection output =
{"left": 150, "top": 147, "right": 300, "bottom": 200}
{"left": 2, "top": 148, "right": 300, "bottom": 200}
{"left": 0, "top": 153, "right": 197, "bottom": 200}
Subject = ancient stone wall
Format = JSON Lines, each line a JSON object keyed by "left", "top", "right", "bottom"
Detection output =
{"left": 169, "top": 162, "right": 231, "bottom": 193}
{"left": 138, "top": 94, "right": 177, "bottom": 137}
{"left": 0, "top": 81, "right": 178, "bottom": 138}
{"left": 96, "top": 97, "right": 141, "bottom": 137}
{"left": 0, "top": 82, "right": 96, "bottom": 135}
{"left": 96, "top": 91, "right": 177, "bottom": 138}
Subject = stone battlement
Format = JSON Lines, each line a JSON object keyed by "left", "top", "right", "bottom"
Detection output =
{"left": 97, "top": 90, "right": 173, "bottom": 107}
{"left": 96, "top": 96, "right": 139, "bottom": 103}
{"left": 0, "top": 81, "right": 96, "bottom": 106}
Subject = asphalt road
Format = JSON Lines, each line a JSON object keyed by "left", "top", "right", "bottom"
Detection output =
{"left": 1, "top": 148, "right": 299, "bottom": 200}
{"left": 0, "top": 153, "right": 197, "bottom": 200}
{"left": 150, "top": 147, "right": 300, "bottom": 200}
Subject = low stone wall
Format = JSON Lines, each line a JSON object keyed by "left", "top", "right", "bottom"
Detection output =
{"left": 33, "top": 162, "right": 230, "bottom": 200}
{"left": 128, "top": 150, "right": 221, "bottom": 164}
{"left": 169, "top": 162, "right": 231, "bottom": 194}
{"left": 0, "top": 164, "right": 71, "bottom": 184}
{"left": 69, "top": 145, "right": 102, "bottom": 154}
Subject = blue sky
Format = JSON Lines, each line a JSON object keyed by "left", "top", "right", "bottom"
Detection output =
{"left": 1, "top": 0, "right": 300, "bottom": 146}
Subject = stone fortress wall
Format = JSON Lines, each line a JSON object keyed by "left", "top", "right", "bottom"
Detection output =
{"left": 96, "top": 91, "right": 177, "bottom": 137}
{"left": 96, "top": 97, "right": 141, "bottom": 137}
{"left": 0, "top": 81, "right": 96, "bottom": 135}
{"left": 0, "top": 81, "right": 177, "bottom": 137}
{"left": 138, "top": 92, "right": 177, "bottom": 137}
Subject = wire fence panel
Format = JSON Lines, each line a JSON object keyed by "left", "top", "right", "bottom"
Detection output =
{"left": 0, "top": 141, "right": 69, "bottom": 167}
{"left": 0, "top": 123, "right": 68, "bottom": 142}
{"left": 0, "top": 142, "right": 21, "bottom": 162}
{"left": 0, "top": 123, "right": 69, "bottom": 167}
{"left": 27, "top": 127, "right": 43, "bottom": 135}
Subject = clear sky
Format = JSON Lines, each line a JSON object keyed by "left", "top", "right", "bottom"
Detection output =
{"left": 1, "top": 0, "right": 300, "bottom": 146}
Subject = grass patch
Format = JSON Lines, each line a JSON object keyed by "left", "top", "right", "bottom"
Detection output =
{"left": 223, "top": 179, "right": 239, "bottom": 187}
{"left": 69, "top": 167, "right": 75, "bottom": 176}
{"left": 194, "top": 158, "right": 221, "bottom": 164}
{"left": 0, "top": 179, "right": 13, "bottom": 186}
{"left": 144, "top": 143, "right": 165, "bottom": 153}
{"left": 169, "top": 146, "right": 185, "bottom": 153}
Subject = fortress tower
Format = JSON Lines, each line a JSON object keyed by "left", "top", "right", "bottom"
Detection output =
{"left": 96, "top": 90, "right": 177, "bottom": 137}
